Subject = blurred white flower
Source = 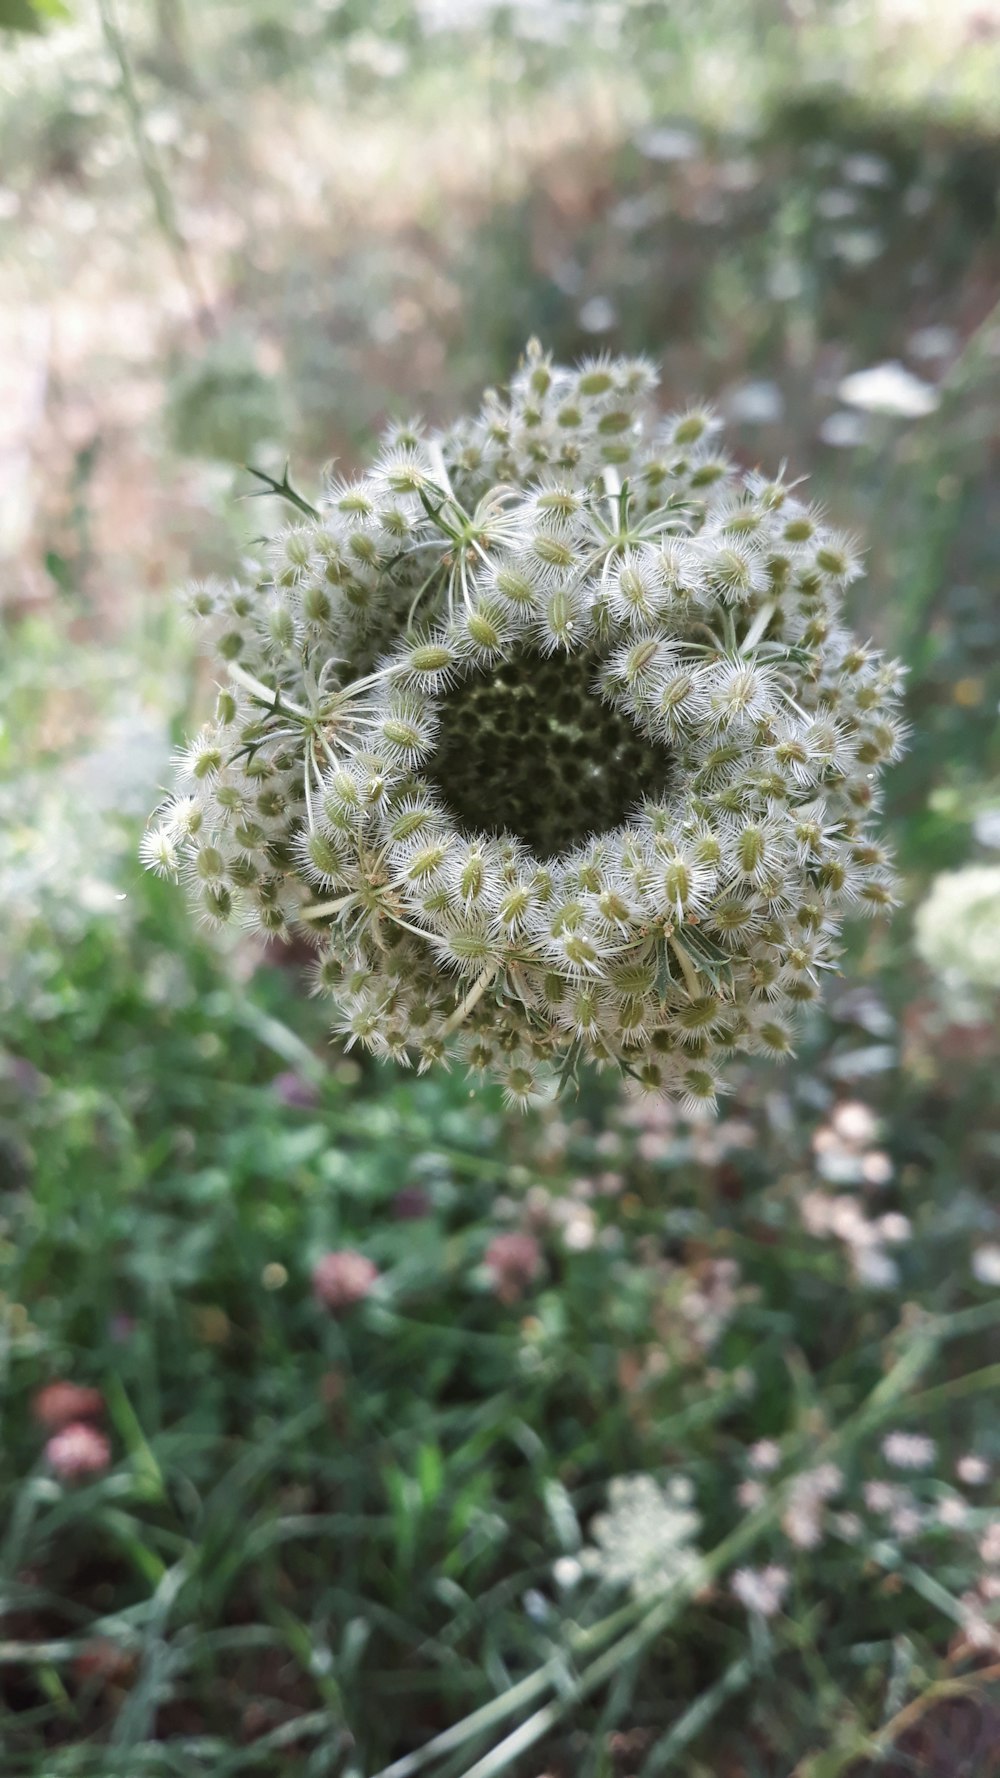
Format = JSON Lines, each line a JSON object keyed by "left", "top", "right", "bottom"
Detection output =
{"left": 801, "top": 1190, "right": 900, "bottom": 1288}
{"left": 731, "top": 1564, "right": 789, "bottom": 1617}
{"left": 853, "top": 1248, "right": 899, "bottom": 1288}
{"left": 782, "top": 1464, "right": 843, "bottom": 1550}
{"left": 864, "top": 1480, "right": 903, "bottom": 1514}
{"left": 878, "top": 1213, "right": 911, "bottom": 1244}
{"left": 837, "top": 362, "right": 938, "bottom": 418}
{"left": 583, "top": 1474, "right": 701, "bottom": 1599}
{"left": 841, "top": 153, "right": 892, "bottom": 187}
{"left": 726, "top": 380, "right": 784, "bottom": 424}
{"left": 959, "top": 1591, "right": 1000, "bottom": 1652}
{"left": 882, "top": 1432, "right": 937, "bottom": 1471}
{"left": 747, "top": 1439, "right": 782, "bottom": 1475}
{"left": 861, "top": 1151, "right": 893, "bottom": 1186}
{"left": 890, "top": 1503, "right": 924, "bottom": 1539}
{"left": 937, "top": 1497, "right": 969, "bottom": 1528}
{"left": 578, "top": 296, "right": 618, "bottom": 334}
{"left": 907, "top": 325, "right": 957, "bottom": 362}
{"left": 830, "top": 1101, "right": 879, "bottom": 1147}
{"left": 634, "top": 124, "right": 699, "bottom": 162}
{"left": 819, "top": 410, "right": 871, "bottom": 449}
{"left": 815, "top": 188, "right": 856, "bottom": 221}
{"left": 558, "top": 1204, "right": 597, "bottom": 1253}
{"left": 552, "top": 1555, "right": 583, "bottom": 1590}
{"left": 832, "top": 1511, "right": 863, "bottom": 1542}
{"left": 768, "top": 258, "right": 804, "bottom": 302}
{"left": 915, "top": 867, "right": 1000, "bottom": 1001}
{"left": 973, "top": 808, "right": 1000, "bottom": 850}
{"left": 972, "top": 1245, "right": 1000, "bottom": 1287}
{"left": 831, "top": 229, "right": 884, "bottom": 267}
{"left": 980, "top": 1522, "right": 1000, "bottom": 1566}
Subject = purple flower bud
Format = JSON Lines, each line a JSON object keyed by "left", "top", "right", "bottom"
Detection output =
{"left": 392, "top": 1185, "right": 432, "bottom": 1221}
{"left": 272, "top": 1071, "right": 321, "bottom": 1110}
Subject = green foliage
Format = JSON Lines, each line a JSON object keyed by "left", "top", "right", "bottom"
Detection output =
{"left": 166, "top": 339, "right": 284, "bottom": 466}
{"left": 0, "top": 0, "right": 70, "bottom": 34}
{"left": 2, "top": 801, "right": 999, "bottom": 1772}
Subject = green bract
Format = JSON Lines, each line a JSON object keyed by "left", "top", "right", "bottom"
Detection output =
{"left": 144, "top": 343, "right": 905, "bottom": 1108}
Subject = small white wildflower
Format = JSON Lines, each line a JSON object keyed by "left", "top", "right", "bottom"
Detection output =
{"left": 841, "top": 153, "right": 892, "bottom": 187}
{"left": 959, "top": 1591, "right": 1000, "bottom": 1652}
{"left": 730, "top": 1564, "right": 789, "bottom": 1618}
{"left": 861, "top": 1151, "right": 894, "bottom": 1186}
{"left": 782, "top": 1464, "right": 843, "bottom": 1550}
{"left": 936, "top": 1497, "right": 969, "bottom": 1529}
{"left": 737, "top": 1479, "right": 767, "bottom": 1511}
{"left": 889, "top": 1504, "right": 924, "bottom": 1540}
{"left": 882, "top": 1432, "right": 937, "bottom": 1472}
{"left": 819, "top": 410, "right": 870, "bottom": 449}
{"left": 837, "top": 362, "right": 938, "bottom": 418}
{"left": 552, "top": 1556, "right": 583, "bottom": 1590}
{"left": 583, "top": 1474, "right": 701, "bottom": 1599}
{"left": 878, "top": 1213, "right": 911, "bottom": 1244}
{"left": 560, "top": 1205, "right": 597, "bottom": 1253}
{"left": 979, "top": 1522, "right": 1000, "bottom": 1567}
{"left": 908, "top": 324, "right": 957, "bottom": 361}
{"left": 747, "top": 1439, "right": 782, "bottom": 1475}
{"left": 853, "top": 1247, "right": 899, "bottom": 1289}
{"left": 864, "top": 1481, "right": 900, "bottom": 1514}
{"left": 972, "top": 1245, "right": 1000, "bottom": 1288}
{"left": 915, "top": 867, "right": 1000, "bottom": 1003}
{"left": 801, "top": 1191, "right": 898, "bottom": 1286}
{"left": 957, "top": 1455, "right": 990, "bottom": 1487}
{"left": 830, "top": 1100, "right": 878, "bottom": 1147}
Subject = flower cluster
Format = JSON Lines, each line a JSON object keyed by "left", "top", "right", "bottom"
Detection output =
{"left": 144, "top": 343, "right": 904, "bottom": 1105}
{"left": 914, "top": 864, "right": 1000, "bottom": 1008}
{"left": 581, "top": 1472, "right": 702, "bottom": 1599}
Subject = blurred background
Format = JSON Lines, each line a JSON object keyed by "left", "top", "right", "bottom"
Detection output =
{"left": 2, "top": 3, "right": 1000, "bottom": 1775}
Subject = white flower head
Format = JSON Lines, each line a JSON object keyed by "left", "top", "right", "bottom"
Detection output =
{"left": 882, "top": 1432, "right": 937, "bottom": 1472}
{"left": 146, "top": 343, "right": 904, "bottom": 1101}
{"left": 583, "top": 1473, "right": 701, "bottom": 1599}
{"left": 747, "top": 1439, "right": 782, "bottom": 1475}
{"left": 782, "top": 1463, "right": 843, "bottom": 1550}
{"left": 973, "top": 1245, "right": 1000, "bottom": 1288}
{"left": 915, "top": 867, "right": 1000, "bottom": 1004}
{"left": 837, "top": 362, "right": 939, "bottom": 419}
{"left": 731, "top": 1564, "right": 790, "bottom": 1618}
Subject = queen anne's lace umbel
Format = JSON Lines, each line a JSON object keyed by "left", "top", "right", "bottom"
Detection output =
{"left": 144, "top": 343, "right": 904, "bottom": 1108}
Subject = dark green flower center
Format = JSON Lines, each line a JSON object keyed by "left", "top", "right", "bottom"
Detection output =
{"left": 427, "top": 650, "right": 673, "bottom": 857}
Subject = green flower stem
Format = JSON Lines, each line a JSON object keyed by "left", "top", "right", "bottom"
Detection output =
{"left": 890, "top": 1358, "right": 1000, "bottom": 1420}
{"left": 226, "top": 662, "right": 310, "bottom": 720}
{"left": 637, "top": 1651, "right": 759, "bottom": 1776}
{"left": 440, "top": 963, "right": 502, "bottom": 1037}
{"left": 97, "top": 0, "right": 212, "bottom": 328}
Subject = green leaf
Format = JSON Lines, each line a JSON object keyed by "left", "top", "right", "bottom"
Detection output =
{"left": 0, "top": 0, "right": 70, "bottom": 30}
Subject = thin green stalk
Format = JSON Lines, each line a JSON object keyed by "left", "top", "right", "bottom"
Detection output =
{"left": 637, "top": 1652, "right": 759, "bottom": 1775}
{"left": 97, "top": 0, "right": 212, "bottom": 329}
{"left": 377, "top": 1318, "right": 945, "bottom": 1778}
